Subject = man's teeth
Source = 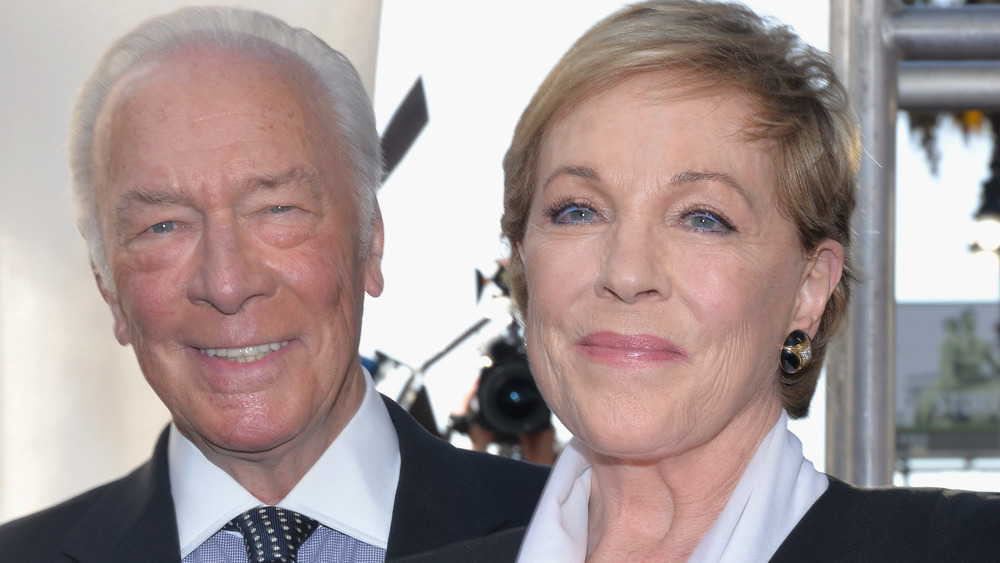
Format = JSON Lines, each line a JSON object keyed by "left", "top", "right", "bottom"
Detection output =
{"left": 200, "top": 341, "right": 289, "bottom": 363}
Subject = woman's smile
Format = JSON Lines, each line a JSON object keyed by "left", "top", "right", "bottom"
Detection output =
{"left": 575, "top": 331, "right": 687, "bottom": 367}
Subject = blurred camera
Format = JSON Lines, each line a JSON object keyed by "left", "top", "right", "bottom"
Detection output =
{"left": 453, "top": 336, "right": 551, "bottom": 444}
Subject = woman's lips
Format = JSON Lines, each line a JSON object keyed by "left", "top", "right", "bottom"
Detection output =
{"left": 575, "top": 331, "right": 686, "bottom": 366}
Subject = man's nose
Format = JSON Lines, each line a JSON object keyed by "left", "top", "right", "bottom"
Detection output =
{"left": 186, "top": 217, "right": 276, "bottom": 315}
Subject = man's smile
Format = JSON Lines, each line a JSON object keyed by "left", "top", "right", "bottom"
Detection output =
{"left": 198, "top": 341, "right": 289, "bottom": 363}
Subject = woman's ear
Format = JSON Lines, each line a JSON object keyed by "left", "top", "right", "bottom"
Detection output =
{"left": 791, "top": 239, "right": 845, "bottom": 336}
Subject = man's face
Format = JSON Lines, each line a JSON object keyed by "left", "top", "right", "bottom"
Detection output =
{"left": 92, "top": 47, "right": 384, "bottom": 462}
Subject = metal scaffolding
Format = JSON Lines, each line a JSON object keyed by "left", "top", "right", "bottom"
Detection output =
{"left": 828, "top": 0, "right": 1000, "bottom": 485}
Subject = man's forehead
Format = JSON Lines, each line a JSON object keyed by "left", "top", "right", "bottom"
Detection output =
{"left": 90, "top": 44, "right": 348, "bottom": 208}
{"left": 94, "top": 43, "right": 333, "bottom": 158}
{"left": 109, "top": 44, "right": 313, "bottom": 110}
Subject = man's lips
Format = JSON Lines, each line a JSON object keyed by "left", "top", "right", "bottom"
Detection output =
{"left": 198, "top": 341, "right": 289, "bottom": 364}
{"left": 575, "top": 332, "right": 686, "bottom": 365}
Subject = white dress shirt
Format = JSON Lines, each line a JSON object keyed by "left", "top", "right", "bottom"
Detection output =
{"left": 516, "top": 411, "right": 828, "bottom": 562}
{"left": 169, "top": 369, "right": 401, "bottom": 558}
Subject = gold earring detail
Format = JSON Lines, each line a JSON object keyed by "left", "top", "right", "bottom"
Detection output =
{"left": 780, "top": 329, "right": 812, "bottom": 374}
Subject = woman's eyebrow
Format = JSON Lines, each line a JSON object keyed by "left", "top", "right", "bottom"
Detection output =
{"left": 542, "top": 165, "right": 601, "bottom": 191}
{"left": 670, "top": 169, "right": 751, "bottom": 203}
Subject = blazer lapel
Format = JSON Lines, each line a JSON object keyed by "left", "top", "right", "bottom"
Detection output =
{"left": 381, "top": 395, "right": 509, "bottom": 560}
{"left": 62, "top": 427, "right": 181, "bottom": 563}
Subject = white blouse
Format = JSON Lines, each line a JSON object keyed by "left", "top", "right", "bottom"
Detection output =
{"left": 516, "top": 411, "right": 828, "bottom": 562}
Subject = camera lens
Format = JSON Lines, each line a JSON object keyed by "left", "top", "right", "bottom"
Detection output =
{"left": 479, "top": 362, "right": 550, "bottom": 437}
{"left": 495, "top": 375, "right": 542, "bottom": 420}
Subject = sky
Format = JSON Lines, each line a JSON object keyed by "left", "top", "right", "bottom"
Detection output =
{"left": 362, "top": 0, "right": 999, "bottom": 489}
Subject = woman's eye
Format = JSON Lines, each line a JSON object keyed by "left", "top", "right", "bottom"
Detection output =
{"left": 684, "top": 211, "right": 735, "bottom": 234}
{"left": 266, "top": 205, "right": 294, "bottom": 214}
{"left": 550, "top": 204, "right": 598, "bottom": 224}
{"left": 147, "top": 221, "right": 177, "bottom": 234}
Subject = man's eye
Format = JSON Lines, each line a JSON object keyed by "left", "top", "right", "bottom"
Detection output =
{"left": 148, "top": 221, "right": 177, "bottom": 234}
{"left": 267, "top": 205, "right": 294, "bottom": 214}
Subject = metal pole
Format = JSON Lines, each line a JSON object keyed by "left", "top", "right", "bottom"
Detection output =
{"left": 899, "top": 61, "right": 1000, "bottom": 112}
{"left": 891, "top": 6, "right": 1000, "bottom": 61}
{"left": 827, "top": 0, "right": 1000, "bottom": 486}
{"left": 828, "top": 0, "right": 898, "bottom": 486}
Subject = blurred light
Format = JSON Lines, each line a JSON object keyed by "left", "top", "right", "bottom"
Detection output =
{"left": 973, "top": 135, "right": 1000, "bottom": 252}
{"left": 973, "top": 217, "right": 1000, "bottom": 253}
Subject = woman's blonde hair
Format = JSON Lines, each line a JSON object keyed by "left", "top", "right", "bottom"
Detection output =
{"left": 502, "top": 0, "right": 861, "bottom": 418}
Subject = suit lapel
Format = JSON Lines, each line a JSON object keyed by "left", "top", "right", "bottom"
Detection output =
{"left": 62, "top": 427, "right": 181, "bottom": 563}
{"left": 382, "top": 395, "right": 509, "bottom": 560}
{"left": 54, "top": 399, "right": 515, "bottom": 561}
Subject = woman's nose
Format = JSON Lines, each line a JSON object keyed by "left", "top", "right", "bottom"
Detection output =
{"left": 595, "top": 221, "right": 670, "bottom": 304}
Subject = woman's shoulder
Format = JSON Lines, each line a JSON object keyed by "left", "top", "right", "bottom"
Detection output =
{"left": 824, "top": 475, "right": 1000, "bottom": 523}
{"left": 769, "top": 476, "right": 1000, "bottom": 562}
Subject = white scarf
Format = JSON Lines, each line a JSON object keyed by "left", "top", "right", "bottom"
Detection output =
{"left": 516, "top": 411, "right": 827, "bottom": 562}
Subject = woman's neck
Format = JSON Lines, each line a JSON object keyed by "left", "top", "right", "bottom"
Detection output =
{"left": 584, "top": 407, "right": 781, "bottom": 562}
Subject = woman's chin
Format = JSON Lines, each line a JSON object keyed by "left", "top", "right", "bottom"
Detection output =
{"left": 578, "top": 426, "right": 681, "bottom": 463}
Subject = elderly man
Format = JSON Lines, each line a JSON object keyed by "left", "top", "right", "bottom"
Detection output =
{"left": 0, "top": 6, "right": 547, "bottom": 562}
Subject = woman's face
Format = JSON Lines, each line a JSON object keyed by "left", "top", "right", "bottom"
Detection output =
{"left": 519, "top": 73, "right": 841, "bottom": 461}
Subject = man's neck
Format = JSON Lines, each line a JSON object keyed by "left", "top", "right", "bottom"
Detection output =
{"left": 182, "top": 375, "right": 366, "bottom": 504}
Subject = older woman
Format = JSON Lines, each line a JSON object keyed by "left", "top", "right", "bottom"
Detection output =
{"left": 494, "top": 1, "right": 1000, "bottom": 562}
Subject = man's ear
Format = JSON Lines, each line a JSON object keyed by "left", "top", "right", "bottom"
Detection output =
{"left": 94, "top": 267, "right": 131, "bottom": 346}
{"left": 364, "top": 200, "right": 385, "bottom": 298}
{"left": 791, "top": 239, "right": 845, "bottom": 336}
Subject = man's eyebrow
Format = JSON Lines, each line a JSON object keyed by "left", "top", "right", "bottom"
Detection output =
{"left": 119, "top": 189, "right": 187, "bottom": 207}
{"left": 114, "top": 167, "right": 325, "bottom": 224}
{"left": 115, "top": 189, "right": 187, "bottom": 232}
{"left": 542, "top": 165, "right": 601, "bottom": 191}
{"left": 249, "top": 167, "right": 323, "bottom": 192}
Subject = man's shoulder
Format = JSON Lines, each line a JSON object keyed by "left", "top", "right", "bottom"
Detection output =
{"left": 390, "top": 525, "right": 527, "bottom": 563}
{"left": 0, "top": 431, "right": 177, "bottom": 562}
{"left": 448, "top": 444, "right": 550, "bottom": 513}
{"left": 384, "top": 394, "right": 549, "bottom": 496}
{"left": 381, "top": 395, "right": 549, "bottom": 559}
{"left": 386, "top": 393, "right": 549, "bottom": 501}
{"left": 456, "top": 443, "right": 551, "bottom": 479}
{"left": 0, "top": 475, "right": 136, "bottom": 559}
{"left": 386, "top": 444, "right": 544, "bottom": 563}
{"left": 771, "top": 476, "right": 1000, "bottom": 562}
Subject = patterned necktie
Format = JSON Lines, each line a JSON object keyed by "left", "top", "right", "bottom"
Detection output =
{"left": 224, "top": 506, "right": 319, "bottom": 563}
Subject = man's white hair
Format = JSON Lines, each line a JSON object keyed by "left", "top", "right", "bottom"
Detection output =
{"left": 70, "top": 6, "right": 383, "bottom": 287}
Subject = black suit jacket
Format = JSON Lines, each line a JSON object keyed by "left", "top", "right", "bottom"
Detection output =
{"left": 769, "top": 476, "right": 1000, "bottom": 562}
{"left": 401, "top": 475, "right": 1000, "bottom": 563}
{"left": 0, "top": 395, "right": 549, "bottom": 562}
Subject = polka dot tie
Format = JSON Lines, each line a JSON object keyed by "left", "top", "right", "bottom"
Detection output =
{"left": 223, "top": 506, "right": 319, "bottom": 563}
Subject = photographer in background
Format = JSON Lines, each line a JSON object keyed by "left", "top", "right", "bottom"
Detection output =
{"left": 450, "top": 322, "right": 558, "bottom": 466}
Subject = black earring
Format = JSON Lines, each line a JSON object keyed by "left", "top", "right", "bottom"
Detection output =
{"left": 780, "top": 330, "right": 812, "bottom": 374}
